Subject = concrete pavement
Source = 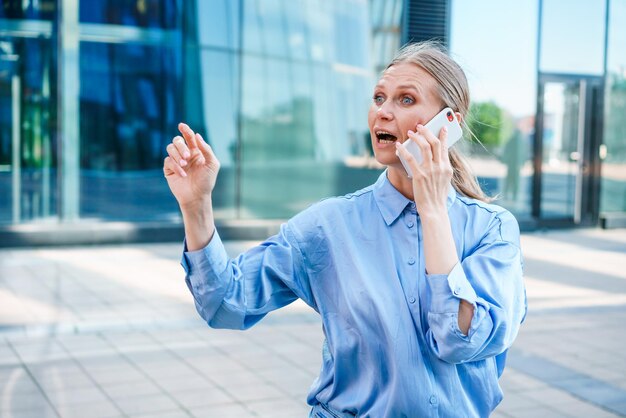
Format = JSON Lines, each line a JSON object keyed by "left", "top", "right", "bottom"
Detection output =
{"left": 0, "top": 227, "right": 625, "bottom": 417}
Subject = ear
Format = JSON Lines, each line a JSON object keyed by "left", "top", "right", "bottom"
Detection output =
{"left": 454, "top": 111, "right": 464, "bottom": 125}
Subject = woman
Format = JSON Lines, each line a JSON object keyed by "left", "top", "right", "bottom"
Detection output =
{"left": 164, "top": 42, "right": 527, "bottom": 418}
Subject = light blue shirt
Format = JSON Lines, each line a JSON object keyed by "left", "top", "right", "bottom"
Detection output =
{"left": 181, "top": 171, "right": 527, "bottom": 418}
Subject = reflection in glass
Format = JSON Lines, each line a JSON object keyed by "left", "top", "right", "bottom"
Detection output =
{"left": 540, "top": 0, "right": 606, "bottom": 76}
{"left": 601, "top": 0, "right": 626, "bottom": 214}
{"left": 0, "top": 0, "right": 56, "bottom": 20}
{"left": 196, "top": 49, "right": 239, "bottom": 219}
{"left": 0, "top": 36, "right": 56, "bottom": 224}
{"left": 79, "top": 0, "right": 179, "bottom": 28}
{"left": 450, "top": 0, "right": 536, "bottom": 218}
{"left": 540, "top": 82, "right": 580, "bottom": 219}
{"left": 79, "top": 41, "right": 181, "bottom": 221}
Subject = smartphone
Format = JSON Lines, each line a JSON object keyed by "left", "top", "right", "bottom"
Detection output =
{"left": 396, "top": 107, "right": 463, "bottom": 178}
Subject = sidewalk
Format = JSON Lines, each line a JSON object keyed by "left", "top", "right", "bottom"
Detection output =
{"left": 0, "top": 228, "right": 625, "bottom": 417}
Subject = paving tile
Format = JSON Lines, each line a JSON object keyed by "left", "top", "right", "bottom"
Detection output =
{"left": 246, "top": 397, "right": 310, "bottom": 417}
{"left": 0, "top": 391, "right": 53, "bottom": 413}
{"left": 130, "top": 411, "right": 191, "bottom": 418}
{"left": 55, "top": 401, "right": 122, "bottom": 418}
{"left": 187, "top": 403, "right": 253, "bottom": 418}
{"left": 0, "top": 403, "right": 59, "bottom": 418}
{"left": 225, "top": 382, "right": 286, "bottom": 403}
{"left": 167, "top": 388, "right": 235, "bottom": 408}
{"left": 45, "top": 386, "right": 110, "bottom": 407}
{"left": 113, "top": 393, "right": 181, "bottom": 416}
{"left": 505, "top": 406, "right": 570, "bottom": 418}
{"left": 100, "top": 379, "right": 164, "bottom": 400}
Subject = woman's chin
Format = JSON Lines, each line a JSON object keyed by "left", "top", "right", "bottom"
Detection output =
{"left": 374, "top": 153, "right": 402, "bottom": 168}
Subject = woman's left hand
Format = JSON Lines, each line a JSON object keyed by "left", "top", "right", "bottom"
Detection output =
{"left": 395, "top": 124, "right": 453, "bottom": 217}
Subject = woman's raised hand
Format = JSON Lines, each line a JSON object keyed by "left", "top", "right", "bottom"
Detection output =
{"left": 163, "top": 123, "right": 220, "bottom": 210}
{"left": 395, "top": 124, "right": 453, "bottom": 217}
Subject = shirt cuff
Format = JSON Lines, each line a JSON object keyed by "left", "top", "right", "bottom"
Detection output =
{"left": 426, "top": 262, "right": 478, "bottom": 314}
{"left": 180, "top": 230, "right": 229, "bottom": 277}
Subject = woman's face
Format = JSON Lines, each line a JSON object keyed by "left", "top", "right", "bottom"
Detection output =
{"left": 368, "top": 62, "right": 444, "bottom": 168}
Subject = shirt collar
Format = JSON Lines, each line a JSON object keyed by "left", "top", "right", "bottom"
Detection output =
{"left": 372, "top": 170, "right": 457, "bottom": 226}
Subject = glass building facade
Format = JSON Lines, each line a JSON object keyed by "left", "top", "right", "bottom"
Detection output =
{"left": 1, "top": 0, "right": 624, "bottom": 244}
{"left": 448, "top": 0, "right": 626, "bottom": 228}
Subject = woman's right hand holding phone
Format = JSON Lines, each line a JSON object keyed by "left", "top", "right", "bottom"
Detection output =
{"left": 164, "top": 123, "right": 220, "bottom": 250}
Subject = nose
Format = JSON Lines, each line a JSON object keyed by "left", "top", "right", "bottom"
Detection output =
{"left": 376, "top": 102, "right": 393, "bottom": 120}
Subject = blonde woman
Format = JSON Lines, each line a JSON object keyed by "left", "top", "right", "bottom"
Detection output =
{"left": 164, "top": 42, "right": 527, "bottom": 417}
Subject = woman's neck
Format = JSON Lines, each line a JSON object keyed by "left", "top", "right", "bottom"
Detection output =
{"left": 387, "top": 166, "right": 415, "bottom": 201}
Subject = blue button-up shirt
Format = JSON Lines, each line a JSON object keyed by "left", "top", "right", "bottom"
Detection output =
{"left": 181, "top": 171, "right": 527, "bottom": 418}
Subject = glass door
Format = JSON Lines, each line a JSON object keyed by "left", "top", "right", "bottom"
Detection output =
{"left": 0, "top": 36, "right": 56, "bottom": 224}
{"left": 535, "top": 75, "right": 603, "bottom": 225}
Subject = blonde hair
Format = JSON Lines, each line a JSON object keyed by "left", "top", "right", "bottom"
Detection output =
{"left": 386, "top": 41, "right": 492, "bottom": 202}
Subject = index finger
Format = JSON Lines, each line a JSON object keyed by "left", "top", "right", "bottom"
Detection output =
{"left": 178, "top": 123, "right": 198, "bottom": 149}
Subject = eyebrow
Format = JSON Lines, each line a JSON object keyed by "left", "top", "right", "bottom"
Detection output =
{"left": 397, "top": 84, "right": 421, "bottom": 94}
{"left": 373, "top": 84, "right": 422, "bottom": 95}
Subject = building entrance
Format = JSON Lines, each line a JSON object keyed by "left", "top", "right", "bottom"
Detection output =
{"left": 534, "top": 74, "right": 603, "bottom": 226}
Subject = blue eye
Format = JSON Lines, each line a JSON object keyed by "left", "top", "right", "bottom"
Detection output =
{"left": 373, "top": 95, "right": 384, "bottom": 104}
{"left": 402, "top": 96, "right": 414, "bottom": 105}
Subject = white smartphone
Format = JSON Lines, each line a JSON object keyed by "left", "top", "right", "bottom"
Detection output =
{"left": 396, "top": 107, "right": 463, "bottom": 178}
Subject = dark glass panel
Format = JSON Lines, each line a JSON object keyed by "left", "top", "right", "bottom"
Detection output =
{"left": 79, "top": 0, "right": 179, "bottom": 29}
{"left": 0, "top": 36, "right": 57, "bottom": 224}
{"left": 79, "top": 41, "right": 181, "bottom": 221}
{"left": 0, "top": 0, "right": 56, "bottom": 20}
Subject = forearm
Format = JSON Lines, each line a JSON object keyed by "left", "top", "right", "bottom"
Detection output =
{"left": 421, "top": 211, "right": 474, "bottom": 335}
{"left": 181, "top": 198, "right": 216, "bottom": 251}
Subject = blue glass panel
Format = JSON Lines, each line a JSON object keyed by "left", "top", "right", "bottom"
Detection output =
{"left": 602, "top": 1, "right": 626, "bottom": 213}
{"left": 540, "top": 0, "right": 606, "bottom": 75}
{"left": 333, "top": 0, "right": 368, "bottom": 67}
{"left": 195, "top": 0, "right": 240, "bottom": 49}
{"left": 79, "top": 0, "right": 179, "bottom": 29}
{"left": 0, "top": 0, "right": 56, "bottom": 20}
{"left": 284, "top": 0, "right": 309, "bottom": 61}
{"left": 198, "top": 49, "right": 239, "bottom": 167}
{"left": 242, "top": 0, "right": 263, "bottom": 53}
{"left": 0, "top": 36, "right": 57, "bottom": 224}
{"left": 79, "top": 41, "right": 181, "bottom": 221}
{"left": 450, "top": 0, "right": 537, "bottom": 217}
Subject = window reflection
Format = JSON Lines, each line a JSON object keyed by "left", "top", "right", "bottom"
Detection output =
{"left": 0, "top": 0, "right": 56, "bottom": 20}
{"left": 450, "top": 0, "right": 537, "bottom": 217}
{"left": 602, "top": 1, "right": 626, "bottom": 214}
{"left": 79, "top": 41, "right": 181, "bottom": 221}
{"left": 0, "top": 36, "right": 56, "bottom": 224}
{"left": 540, "top": 0, "right": 606, "bottom": 76}
{"left": 80, "top": 0, "right": 179, "bottom": 29}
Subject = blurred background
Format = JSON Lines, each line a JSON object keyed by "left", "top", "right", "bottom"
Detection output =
{"left": 0, "top": 0, "right": 625, "bottom": 245}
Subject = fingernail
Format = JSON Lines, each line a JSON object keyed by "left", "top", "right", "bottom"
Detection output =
{"left": 184, "top": 152, "right": 190, "bottom": 159}
{"left": 442, "top": 126, "right": 448, "bottom": 132}
{"left": 181, "top": 170, "right": 187, "bottom": 177}
{"left": 408, "top": 130, "right": 414, "bottom": 135}
{"left": 180, "top": 159, "right": 187, "bottom": 166}
{"left": 416, "top": 124, "right": 424, "bottom": 130}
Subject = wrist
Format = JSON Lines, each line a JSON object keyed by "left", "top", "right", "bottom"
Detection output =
{"left": 418, "top": 208, "right": 449, "bottom": 224}
{"left": 180, "top": 197, "right": 212, "bottom": 216}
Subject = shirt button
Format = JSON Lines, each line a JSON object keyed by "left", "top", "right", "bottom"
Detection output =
{"left": 429, "top": 395, "right": 438, "bottom": 405}
{"left": 407, "top": 221, "right": 414, "bottom": 228}
{"left": 453, "top": 287, "right": 461, "bottom": 296}
{"left": 408, "top": 257, "right": 415, "bottom": 265}
{"left": 409, "top": 297, "right": 416, "bottom": 304}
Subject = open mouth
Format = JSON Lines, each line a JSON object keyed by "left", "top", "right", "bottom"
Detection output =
{"left": 376, "top": 131, "right": 398, "bottom": 144}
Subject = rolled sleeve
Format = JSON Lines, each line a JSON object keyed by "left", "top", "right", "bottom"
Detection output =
{"left": 426, "top": 262, "right": 478, "bottom": 313}
{"left": 424, "top": 211, "right": 525, "bottom": 364}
